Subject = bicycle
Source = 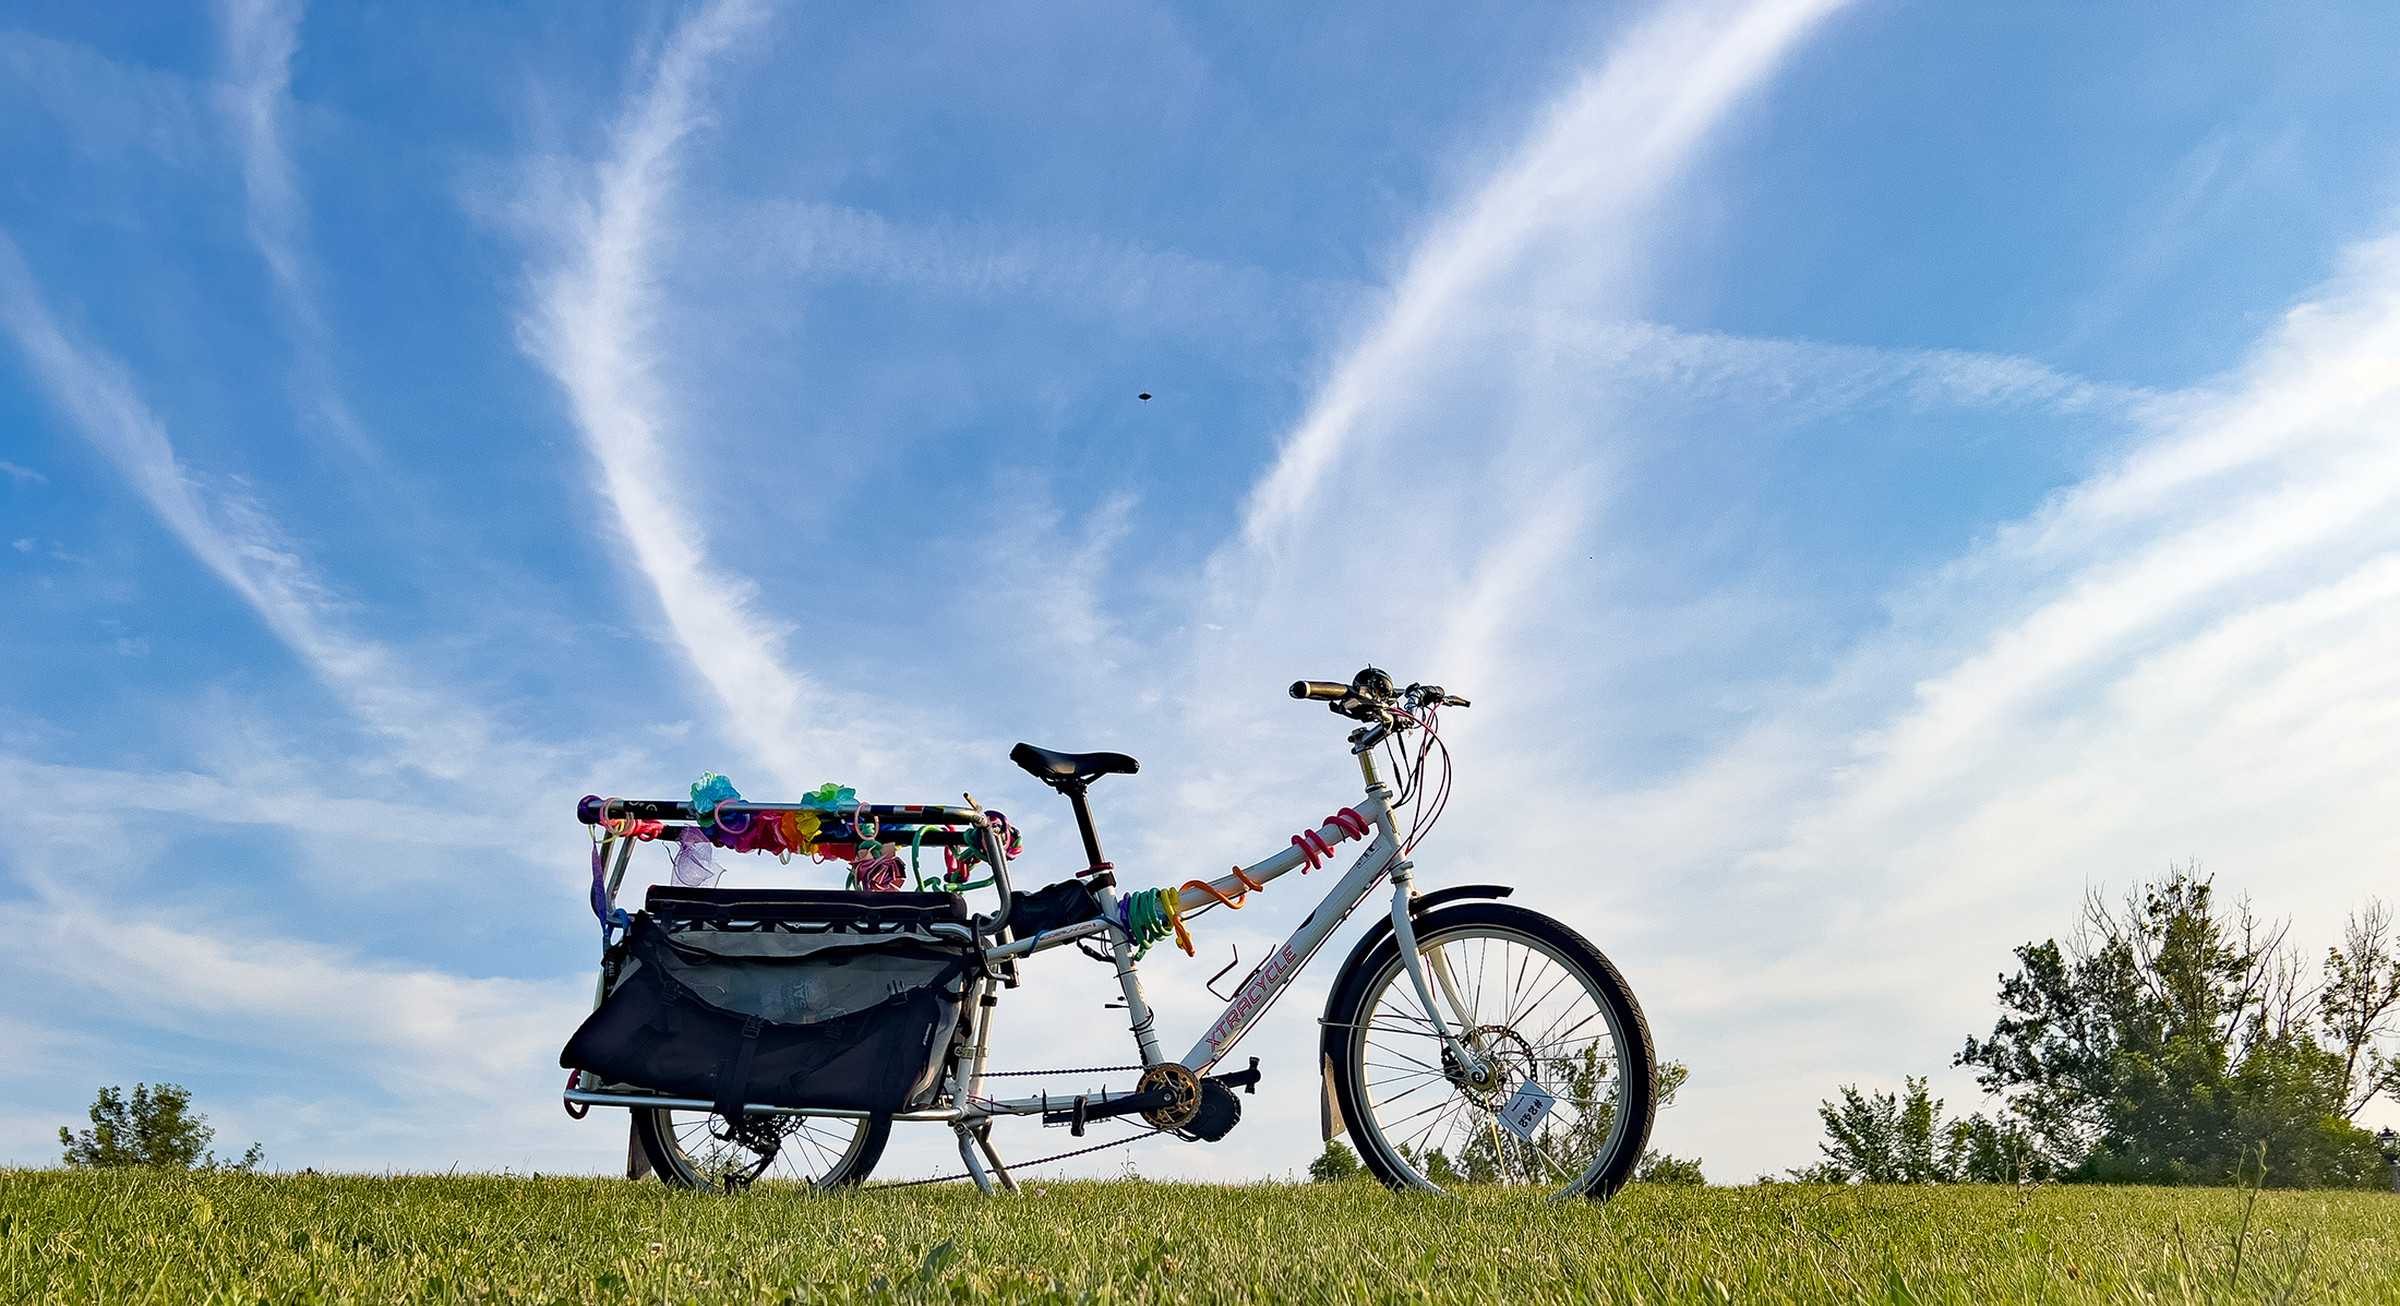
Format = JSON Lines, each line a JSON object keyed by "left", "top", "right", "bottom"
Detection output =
{"left": 564, "top": 667, "right": 1657, "bottom": 1197}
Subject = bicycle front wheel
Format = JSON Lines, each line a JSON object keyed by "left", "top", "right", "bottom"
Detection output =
{"left": 1323, "top": 901, "right": 1655, "bottom": 1198}
{"left": 631, "top": 1107, "right": 888, "bottom": 1190}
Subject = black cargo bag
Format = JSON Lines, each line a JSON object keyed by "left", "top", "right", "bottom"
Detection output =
{"left": 561, "top": 888, "right": 976, "bottom": 1115}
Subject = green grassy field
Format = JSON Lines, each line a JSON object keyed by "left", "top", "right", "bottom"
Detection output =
{"left": 4, "top": 1168, "right": 2396, "bottom": 1304}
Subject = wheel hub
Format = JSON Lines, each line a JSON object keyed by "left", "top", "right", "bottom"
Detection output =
{"left": 1442, "top": 1026, "right": 1537, "bottom": 1110}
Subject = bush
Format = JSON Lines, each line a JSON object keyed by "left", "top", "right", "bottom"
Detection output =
{"left": 1636, "top": 1150, "right": 1706, "bottom": 1185}
{"left": 1307, "top": 1140, "right": 1361, "bottom": 1182}
{"left": 60, "top": 1084, "right": 262, "bottom": 1171}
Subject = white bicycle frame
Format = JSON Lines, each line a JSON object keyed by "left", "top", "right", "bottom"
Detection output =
{"left": 567, "top": 736, "right": 1488, "bottom": 1190}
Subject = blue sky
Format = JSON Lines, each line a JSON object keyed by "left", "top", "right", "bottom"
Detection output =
{"left": 5, "top": 0, "right": 2400, "bottom": 1183}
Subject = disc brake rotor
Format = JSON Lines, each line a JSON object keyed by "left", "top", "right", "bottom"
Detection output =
{"left": 1442, "top": 1026, "right": 1539, "bottom": 1110}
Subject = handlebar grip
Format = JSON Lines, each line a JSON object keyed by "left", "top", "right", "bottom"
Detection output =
{"left": 1290, "top": 680, "right": 1351, "bottom": 701}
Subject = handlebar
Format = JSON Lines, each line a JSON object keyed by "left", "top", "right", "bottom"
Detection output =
{"left": 1291, "top": 668, "right": 1471, "bottom": 718}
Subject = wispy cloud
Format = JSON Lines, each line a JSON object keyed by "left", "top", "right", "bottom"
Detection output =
{"left": 520, "top": 0, "right": 867, "bottom": 791}
{"left": 1525, "top": 316, "right": 2149, "bottom": 419}
{"left": 0, "top": 31, "right": 211, "bottom": 165}
{"left": 1239, "top": 0, "right": 1855, "bottom": 551}
{"left": 0, "top": 234, "right": 538, "bottom": 784}
{"left": 1, "top": 897, "right": 584, "bottom": 1095}
{"left": 0, "top": 892, "right": 594, "bottom": 1172}
{"left": 1174, "top": 1, "right": 1867, "bottom": 843}
{"left": 211, "top": 0, "right": 386, "bottom": 469}
{"left": 218, "top": 0, "right": 307, "bottom": 296}
{"left": 709, "top": 197, "right": 1349, "bottom": 349}
{"left": 0, "top": 755, "right": 521, "bottom": 850}
{"left": 1551, "top": 227, "right": 2400, "bottom": 1174}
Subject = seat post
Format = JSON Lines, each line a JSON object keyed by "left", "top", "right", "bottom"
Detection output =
{"left": 1062, "top": 782, "right": 1110, "bottom": 875}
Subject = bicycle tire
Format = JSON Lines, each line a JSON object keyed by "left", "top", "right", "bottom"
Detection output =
{"left": 1322, "top": 901, "right": 1654, "bottom": 1198}
{"left": 631, "top": 1107, "right": 889, "bottom": 1190}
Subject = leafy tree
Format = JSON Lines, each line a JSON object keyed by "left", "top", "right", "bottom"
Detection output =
{"left": 1306, "top": 1139, "right": 1360, "bottom": 1182}
{"left": 2319, "top": 900, "right": 2400, "bottom": 1118}
{"left": 1655, "top": 1059, "right": 1687, "bottom": 1109}
{"left": 1954, "top": 869, "right": 2387, "bottom": 1188}
{"left": 1631, "top": 1062, "right": 1704, "bottom": 1184}
{"left": 1943, "top": 1111, "right": 2053, "bottom": 1184}
{"left": 60, "top": 1083, "right": 262, "bottom": 1171}
{"left": 1798, "top": 1077, "right": 1948, "bottom": 1183}
{"left": 1794, "top": 1078, "right": 2051, "bottom": 1184}
{"left": 1349, "top": 1058, "right": 1696, "bottom": 1186}
{"left": 1635, "top": 1150, "right": 1706, "bottom": 1184}
{"left": 1420, "top": 1147, "right": 1463, "bottom": 1186}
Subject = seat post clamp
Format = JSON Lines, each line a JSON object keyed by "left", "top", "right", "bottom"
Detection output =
{"left": 1076, "top": 862, "right": 1115, "bottom": 879}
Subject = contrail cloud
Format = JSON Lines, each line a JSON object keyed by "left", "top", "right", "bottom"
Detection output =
{"left": 519, "top": 0, "right": 833, "bottom": 789}
{"left": 1240, "top": 0, "right": 1854, "bottom": 552}
{"left": 0, "top": 232, "right": 529, "bottom": 783}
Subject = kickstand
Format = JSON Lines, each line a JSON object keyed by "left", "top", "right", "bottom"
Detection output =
{"left": 974, "top": 1123, "right": 1019, "bottom": 1192}
{"left": 956, "top": 1125, "right": 998, "bottom": 1193}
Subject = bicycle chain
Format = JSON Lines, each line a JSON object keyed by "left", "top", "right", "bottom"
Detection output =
{"left": 874, "top": 1124, "right": 1168, "bottom": 1189}
{"left": 972, "top": 1064, "right": 1148, "bottom": 1079}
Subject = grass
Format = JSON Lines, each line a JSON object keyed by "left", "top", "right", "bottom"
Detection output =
{"left": 4, "top": 1168, "right": 2397, "bottom": 1304}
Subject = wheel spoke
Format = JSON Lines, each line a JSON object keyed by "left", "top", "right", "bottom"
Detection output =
{"left": 1366, "top": 1074, "right": 1450, "bottom": 1115}
{"left": 646, "top": 1108, "right": 877, "bottom": 1190}
{"left": 1339, "top": 914, "right": 1648, "bottom": 1193}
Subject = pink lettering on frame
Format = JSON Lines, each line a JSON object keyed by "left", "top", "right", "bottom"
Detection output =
{"left": 1203, "top": 943, "right": 1299, "bottom": 1056}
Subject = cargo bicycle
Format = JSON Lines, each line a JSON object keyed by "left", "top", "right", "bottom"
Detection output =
{"left": 562, "top": 668, "right": 1657, "bottom": 1197}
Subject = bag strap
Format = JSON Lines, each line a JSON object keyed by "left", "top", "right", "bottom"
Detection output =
{"left": 714, "top": 1013, "right": 766, "bottom": 1122}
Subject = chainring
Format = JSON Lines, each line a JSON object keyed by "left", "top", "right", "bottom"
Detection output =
{"left": 1137, "top": 1063, "right": 1203, "bottom": 1131}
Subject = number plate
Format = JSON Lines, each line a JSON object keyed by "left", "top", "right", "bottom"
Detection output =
{"left": 1496, "top": 1079, "right": 1557, "bottom": 1141}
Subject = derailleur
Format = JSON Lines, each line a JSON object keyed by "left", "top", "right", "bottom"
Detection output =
{"left": 709, "top": 1111, "right": 786, "bottom": 1192}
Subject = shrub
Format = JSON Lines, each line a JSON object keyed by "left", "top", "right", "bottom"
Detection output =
{"left": 1307, "top": 1140, "right": 1361, "bottom": 1182}
{"left": 1636, "top": 1150, "right": 1706, "bottom": 1185}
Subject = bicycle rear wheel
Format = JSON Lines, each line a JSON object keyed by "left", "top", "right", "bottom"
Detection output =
{"left": 631, "top": 1107, "right": 888, "bottom": 1190}
{"left": 1322, "top": 901, "right": 1654, "bottom": 1197}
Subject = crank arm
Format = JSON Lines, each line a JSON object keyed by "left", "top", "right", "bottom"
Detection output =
{"left": 1037, "top": 1060, "right": 1263, "bottom": 1133}
{"left": 1041, "top": 1087, "right": 1177, "bottom": 1132}
{"left": 1209, "top": 1058, "right": 1262, "bottom": 1094}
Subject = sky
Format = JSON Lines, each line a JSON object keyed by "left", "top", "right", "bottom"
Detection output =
{"left": 4, "top": 0, "right": 2400, "bottom": 1185}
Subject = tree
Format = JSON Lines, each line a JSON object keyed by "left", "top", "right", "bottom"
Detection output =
{"left": 60, "top": 1084, "right": 262, "bottom": 1171}
{"left": 1307, "top": 1139, "right": 1361, "bottom": 1182}
{"left": 1806, "top": 1077, "right": 1946, "bottom": 1183}
{"left": 1943, "top": 1111, "right": 2052, "bottom": 1184}
{"left": 1633, "top": 1061, "right": 1706, "bottom": 1184}
{"left": 1954, "top": 868, "right": 2386, "bottom": 1188}
{"left": 1635, "top": 1151, "right": 1706, "bottom": 1184}
{"left": 2319, "top": 900, "right": 2400, "bottom": 1118}
{"left": 1793, "top": 1078, "right": 2053, "bottom": 1185}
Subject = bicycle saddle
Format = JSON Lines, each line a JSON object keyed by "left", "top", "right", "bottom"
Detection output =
{"left": 1009, "top": 742, "right": 1139, "bottom": 789}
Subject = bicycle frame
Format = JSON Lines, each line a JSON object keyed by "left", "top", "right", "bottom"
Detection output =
{"left": 979, "top": 746, "right": 1407, "bottom": 1069}
{"left": 566, "top": 736, "right": 1486, "bottom": 1187}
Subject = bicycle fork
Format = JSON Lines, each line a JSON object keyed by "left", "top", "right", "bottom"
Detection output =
{"left": 1385, "top": 862, "right": 1493, "bottom": 1084}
